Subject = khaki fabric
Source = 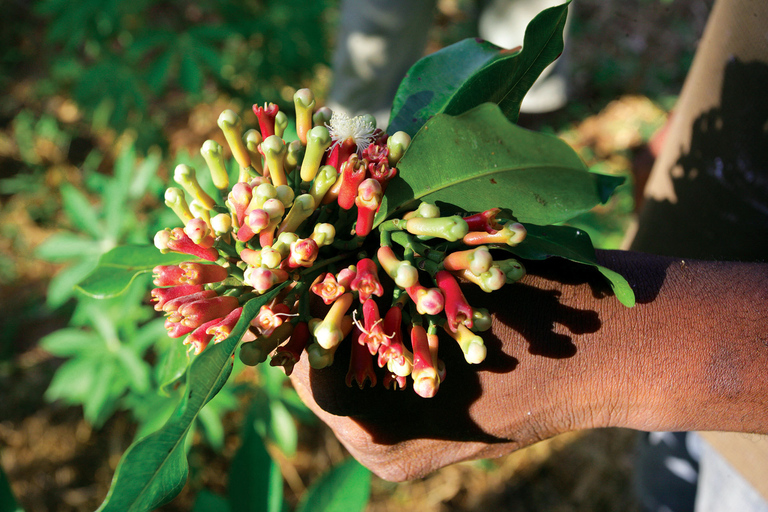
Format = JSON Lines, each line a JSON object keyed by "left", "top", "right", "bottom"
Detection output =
{"left": 627, "top": 0, "right": 768, "bottom": 500}
{"left": 699, "top": 432, "right": 768, "bottom": 502}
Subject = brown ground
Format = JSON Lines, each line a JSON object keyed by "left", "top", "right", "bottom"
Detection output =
{"left": 0, "top": 1, "right": 711, "bottom": 510}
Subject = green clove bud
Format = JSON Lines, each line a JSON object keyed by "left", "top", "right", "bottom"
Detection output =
{"left": 200, "top": 139, "right": 229, "bottom": 190}
{"left": 164, "top": 187, "right": 194, "bottom": 223}
{"left": 294, "top": 88, "right": 316, "bottom": 145}
{"left": 387, "top": 131, "right": 411, "bottom": 166}
{"left": 173, "top": 164, "right": 216, "bottom": 210}
{"left": 274, "top": 111, "right": 288, "bottom": 139}
{"left": 243, "top": 129, "right": 264, "bottom": 176}
{"left": 217, "top": 109, "right": 251, "bottom": 170}
{"left": 261, "top": 135, "right": 287, "bottom": 187}
{"left": 300, "top": 126, "right": 332, "bottom": 182}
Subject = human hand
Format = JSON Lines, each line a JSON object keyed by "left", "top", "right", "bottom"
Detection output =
{"left": 289, "top": 258, "right": 613, "bottom": 481}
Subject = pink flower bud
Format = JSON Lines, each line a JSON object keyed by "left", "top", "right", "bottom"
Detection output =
{"left": 205, "top": 307, "right": 244, "bottom": 343}
{"left": 377, "top": 305, "right": 406, "bottom": 368}
{"left": 406, "top": 284, "right": 445, "bottom": 316}
{"left": 435, "top": 271, "right": 473, "bottom": 332}
{"left": 165, "top": 318, "right": 194, "bottom": 338}
{"left": 184, "top": 218, "right": 211, "bottom": 245}
{"left": 287, "top": 238, "right": 319, "bottom": 268}
{"left": 311, "top": 272, "right": 346, "bottom": 305}
{"left": 462, "top": 208, "right": 502, "bottom": 233}
{"left": 270, "top": 320, "right": 311, "bottom": 376}
{"left": 252, "top": 303, "right": 291, "bottom": 336}
{"left": 410, "top": 325, "right": 439, "bottom": 398}
{"left": 179, "top": 295, "right": 240, "bottom": 329}
{"left": 244, "top": 267, "right": 289, "bottom": 294}
{"left": 252, "top": 102, "right": 279, "bottom": 139}
{"left": 337, "top": 155, "right": 367, "bottom": 210}
{"left": 151, "top": 284, "right": 204, "bottom": 311}
{"left": 358, "top": 298, "right": 387, "bottom": 355}
{"left": 336, "top": 266, "right": 357, "bottom": 288}
{"left": 166, "top": 227, "right": 219, "bottom": 261}
{"left": 163, "top": 290, "right": 218, "bottom": 315}
{"left": 185, "top": 318, "right": 221, "bottom": 354}
{"left": 248, "top": 208, "right": 270, "bottom": 232}
{"left": 382, "top": 372, "right": 407, "bottom": 390}
{"left": 354, "top": 178, "right": 382, "bottom": 237}
{"left": 346, "top": 327, "right": 377, "bottom": 389}
{"left": 179, "top": 262, "right": 229, "bottom": 285}
{"left": 153, "top": 265, "right": 185, "bottom": 287}
{"left": 350, "top": 258, "right": 383, "bottom": 302}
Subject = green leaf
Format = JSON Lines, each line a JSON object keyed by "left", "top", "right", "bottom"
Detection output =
{"left": 508, "top": 224, "right": 635, "bottom": 307}
{"left": 388, "top": 39, "right": 504, "bottom": 137}
{"left": 443, "top": 2, "right": 570, "bottom": 124}
{"left": 76, "top": 245, "right": 194, "bottom": 298}
{"left": 60, "top": 183, "right": 103, "bottom": 238}
{"left": 268, "top": 400, "right": 297, "bottom": 457}
{"left": 295, "top": 458, "right": 371, "bottom": 512}
{"left": 39, "top": 328, "right": 103, "bottom": 357}
{"left": 115, "top": 346, "right": 152, "bottom": 394}
{"left": 388, "top": 2, "right": 569, "bottom": 136}
{"left": 227, "top": 426, "right": 283, "bottom": 512}
{"left": 378, "top": 103, "right": 623, "bottom": 226}
{"left": 34, "top": 232, "right": 104, "bottom": 262}
{"left": 46, "top": 256, "right": 100, "bottom": 308}
{"left": 96, "top": 286, "right": 286, "bottom": 512}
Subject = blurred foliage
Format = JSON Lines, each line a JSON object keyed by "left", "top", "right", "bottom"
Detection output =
{"left": 31, "top": 0, "right": 336, "bottom": 151}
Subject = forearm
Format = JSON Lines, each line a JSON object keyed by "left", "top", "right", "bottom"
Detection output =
{"left": 547, "top": 251, "right": 768, "bottom": 435}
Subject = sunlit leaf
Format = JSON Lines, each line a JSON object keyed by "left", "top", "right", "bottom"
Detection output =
{"left": 96, "top": 286, "right": 286, "bottom": 512}
{"left": 506, "top": 223, "right": 635, "bottom": 307}
{"left": 76, "top": 245, "right": 194, "bottom": 299}
{"left": 378, "top": 103, "right": 623, "bottom": 226}
{"left": 388, "top": 2, "right": 569, "bottom": 136}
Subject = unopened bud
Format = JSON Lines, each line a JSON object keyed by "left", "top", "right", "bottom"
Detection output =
{"left": 200, "top": 139, "right": 229, "bottom": 190}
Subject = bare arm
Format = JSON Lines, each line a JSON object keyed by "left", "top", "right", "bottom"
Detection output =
{"left": 289, "top": 250, "right": 768, "bottom": 481}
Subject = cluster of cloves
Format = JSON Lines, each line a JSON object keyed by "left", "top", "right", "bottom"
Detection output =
{"left": 150, "top": 89, "right": 528, "bottom": 398}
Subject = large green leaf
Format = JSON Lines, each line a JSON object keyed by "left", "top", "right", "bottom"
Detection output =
{"left": 387, "top": 2, "right": 569, "bottom": 136}
{"left": 387, "top": 39, "right": 505, "bottom": 137}
{"left": 76, "top": 245, "right": 195, "bottom": 298}
{"left": 295, "top": 458, "right": 371, "bottom": 512}
{"left": 507, "top": 223, "right": 635, "bottom": 307}
{"left": 96, "top": 286, "right": 285, "bottom": 512}
{"left": 442, "top": 2, "right": 569, "bottom": 124}
{"left": 378, "top": 103, "right": 623, "bottom": 226}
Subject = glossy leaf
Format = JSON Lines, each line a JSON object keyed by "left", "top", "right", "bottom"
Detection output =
{"left": 295, "top": 458, "right": 371, "bottom": 512}
{"left": 378, "top": 103, "right": 623, "bottom": 226}
{"left": 442, "top": 2, "right": 569, "bottom": 124}
{"left": 388, "top": 39, "right": 504, "bottom": 137}
{"left": 76, "top": 245, "right": 194, "bottom": 299}
{"left": 507, "top": 223, "right": 635, "bottom": 307}
{"left": 96, "top": 286, "right": 285, "bottom": 512}
{"left": 387, "top": 2, "right": 569, "bottom": 136}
